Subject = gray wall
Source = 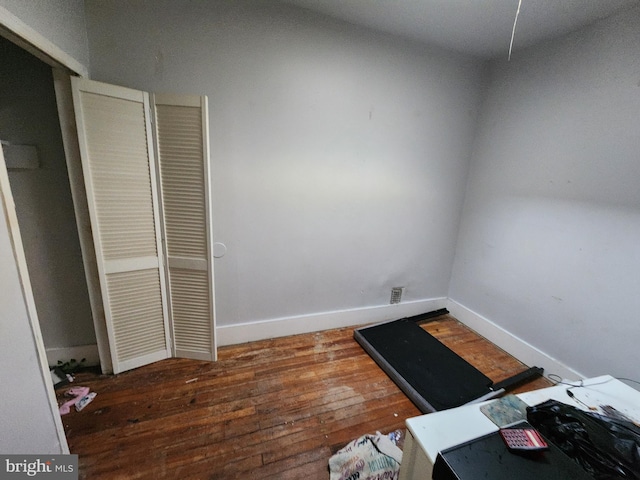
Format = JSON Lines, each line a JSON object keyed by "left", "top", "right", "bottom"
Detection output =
{"left": 84, "top": 0, "right": 485, "bottom": 328}
{"left": 1, "top": 37, "right": 95, "bottom": 349}
{"left": 450, "top": 7, "right": 640, "bottom": 378}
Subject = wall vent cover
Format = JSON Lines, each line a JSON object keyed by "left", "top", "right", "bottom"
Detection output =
{"left": 390, "top": 287, "right": 404, "bottom": 304}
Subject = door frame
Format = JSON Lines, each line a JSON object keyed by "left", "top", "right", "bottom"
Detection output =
{"left": 0, "top": 6, "right": 88, "bottom": 453}
{"left": 53, "top": 70, "right": 113, "bottom": 372}
{"left": 0, "top": 5, "right": 87, "bottom": 77}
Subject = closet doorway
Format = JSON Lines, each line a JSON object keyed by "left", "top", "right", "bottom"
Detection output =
{"left": 1, "top": 32, "right": 218, "bottom": 377}
{"left": 0, "top": 36, "right": 96, "bottom": 368}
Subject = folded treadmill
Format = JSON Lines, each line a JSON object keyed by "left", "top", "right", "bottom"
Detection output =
{"left": 354, "top": 309, "right": 542, "bottom": 413}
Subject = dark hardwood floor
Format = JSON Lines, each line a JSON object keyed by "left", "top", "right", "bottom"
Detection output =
{"left": 58, "top": 314, "right": 551, "bottom": 479}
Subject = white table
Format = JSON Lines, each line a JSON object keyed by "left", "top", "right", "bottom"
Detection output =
{"left": 398, "top": 375, "right": 640, "bottom": 480}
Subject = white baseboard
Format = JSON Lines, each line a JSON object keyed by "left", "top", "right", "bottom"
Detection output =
{"left": 446, "top": 299, "right": 584, "bottom": 380}
{"left": 50, "top": 299, "right": 583, "bottom": 381}
{"left": 216, "top": 297, "right": 448, "bottom": 347}
{"left": 46, "top": 344, "right": 100, "bottom": 369}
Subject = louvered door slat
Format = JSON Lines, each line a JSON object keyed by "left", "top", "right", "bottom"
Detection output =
{"left": 72, "top": 78, "right": 171, "bottom": 373}
{"left": 154, "top": 94, "right": 216, "bottom": 361}
{"left": 170, "top": 269, "right": 214, "bottom": 354}
{"left": 82, "top": 93, "right": 157, "bottom": 262}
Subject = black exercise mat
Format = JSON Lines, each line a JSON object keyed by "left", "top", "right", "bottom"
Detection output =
{"left": 354, "top": 313, "right": 494, "bottom": 412}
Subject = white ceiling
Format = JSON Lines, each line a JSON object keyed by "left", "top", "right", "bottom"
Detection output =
{"left": 281, "top": 0, "right": 637, "bottom": 58}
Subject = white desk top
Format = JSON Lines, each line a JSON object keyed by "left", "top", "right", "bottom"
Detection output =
{"left": 405, "top": 375, "right": 640, "bottom": 465}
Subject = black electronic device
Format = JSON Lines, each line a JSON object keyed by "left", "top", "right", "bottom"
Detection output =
{"left": 433, "top": 422, "right": 592, "bottom": 480}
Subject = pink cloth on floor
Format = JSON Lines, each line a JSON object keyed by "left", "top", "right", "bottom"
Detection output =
{"left": 59, "top": 386, "right": 90, "bottom": 415}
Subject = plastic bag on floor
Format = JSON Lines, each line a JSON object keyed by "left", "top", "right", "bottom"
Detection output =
{"left": 329, "top": 430, "right": 403, "bottom": 480}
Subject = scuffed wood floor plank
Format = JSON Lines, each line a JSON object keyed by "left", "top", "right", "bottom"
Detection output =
{"left": 59, "top": 314, "right": 550, "bottom": 479}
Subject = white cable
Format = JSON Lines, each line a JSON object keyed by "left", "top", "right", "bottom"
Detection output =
{"left": 508, "top": 0, "right": 523, "bottom": 61}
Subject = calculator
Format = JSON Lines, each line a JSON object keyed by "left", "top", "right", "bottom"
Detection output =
{"left": 499, "top": 428, "right": 548, "bottom": 451}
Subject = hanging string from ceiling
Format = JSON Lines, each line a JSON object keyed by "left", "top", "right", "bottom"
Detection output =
{"left": 508, "top": 0, "right": 523, "bottom": 60}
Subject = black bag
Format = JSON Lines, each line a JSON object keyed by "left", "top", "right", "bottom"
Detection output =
{"left": 527, "top": 399, "right": 640, "bottom": 479}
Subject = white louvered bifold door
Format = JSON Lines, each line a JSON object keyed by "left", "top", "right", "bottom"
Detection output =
{"left": 71, "top": 78, "right": 171, "bottom": 374}
{"left": 153, "top": 94, "right": 216, "bottom": 361}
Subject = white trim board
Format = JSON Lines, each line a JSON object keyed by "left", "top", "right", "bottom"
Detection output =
{"left": 46, "top": 344, "right": 100, "bottom": 369}
{"left": 0, "top": 6, "right": 88, "bottom": 76}
{"left": 43, "top": 298, "right": 585, "bottom": 382}
{"left": 217, "top": 297, "right": 448, "bottom": 346}
{"left": 446, "top": 299, "right": 585, "bottom": 381}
